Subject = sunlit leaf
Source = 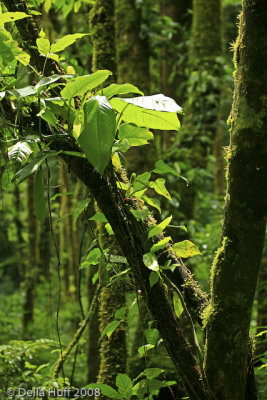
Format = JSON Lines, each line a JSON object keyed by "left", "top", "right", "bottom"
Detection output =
{"left": 116, "top": 374, "right": 133, "bottom": 400}
{"left": 149, "top": 178, "right": 171, "bottom": 200}
{"left": 148, "top": 216, "right": 172, "bottom": 238}
{"left": 143, "top": 252, "right": 159, "bottom": 272}
{"left": 173, "top": 292, "right": 184, "bottom": 318}
{"left": 97, "top": 83, "right": 143, "bottom": 98}
{"left": 118, "top": 123, "right": 154, "bottom": 146}
{"left": 110, "top": 98, "right": 180, "bottom": 130}
{"left": 50, "top": 33, "right": 88, "bottom": 53}
{"left": 173, "top": 240, "right": 202, "bottom": 258}
{"left": 61, "top": 70, "right": 112, "bottom": 99}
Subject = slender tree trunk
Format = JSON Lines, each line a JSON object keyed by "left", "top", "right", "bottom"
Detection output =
{"left": 59, "top": 160, "right": 71, "bottom": 297}
{"left": 89, "top": 1, "right": 127, "bottom": 391}
{"left": 179, "top": 0, "right": 223, "bottom": 218}
{"left": 204, "top": 2, "right": 267, "bottom": 398}
{"left": 160, "top": 0, "right": 192, "bottom": 151}
{"left": 22, "top": 174, "right": 39, "bottom": 336}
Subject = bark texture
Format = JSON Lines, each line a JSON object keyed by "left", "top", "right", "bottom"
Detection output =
{"left": 89, "top": 0, "right": 116, "bottom": 81}
{"left": 204, "top": 1, "right": 267, "bottom": 398}
{"left": 179, "top": 0, "right": 223, "bottom": 218}
{"left": 115, "top": 0, "right": 149, "bottom": 93}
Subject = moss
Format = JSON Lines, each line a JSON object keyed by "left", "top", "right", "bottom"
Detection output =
{"left": 89, "top": 0, "right": 116, "bottom": 80}
{"left": 201, "top": 303, "right": 214, "bottom": 329}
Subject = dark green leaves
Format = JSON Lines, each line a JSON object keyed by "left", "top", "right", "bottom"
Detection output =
{"left": 78, "top": 96, "right": 116, "bottom": 174}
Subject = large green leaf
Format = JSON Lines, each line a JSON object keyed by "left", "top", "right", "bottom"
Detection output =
{"left": 61, "top": 70, "right": 112, "bottom": 99}
{"left": 110, "top": 97, "right": 180, "bottom": 130}
{"left": 50, "top": 33, "right": 88, "bottom": 53}
{"left": 78, "top": 96, "right": 116, "bottom": 174}
{"left": 97, "top": 83, "right": 143, "bottom": 98}
{"left": 118, "top": 123, "right": 154, "bottom": 146}
{"left": 116, "top": 374, "right": 133, "bottom": 400}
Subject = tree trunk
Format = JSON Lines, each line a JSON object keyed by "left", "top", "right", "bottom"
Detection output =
{"left": 204, "top": 1, "right": 267, "bottom": 398}
{"left": 179, "top": 0, "right": 223, "bottom": 218}
{"left": 89, "top": 0, "right": 116, "bottom": 81}
{"left": 22, "top": 174, "right": 39, "bottom": 336}
{"left": 115, "top": 0, "right": 149, "bottom": 93}
{"left": 89, "top": 1, "right": 127, "bottom": 391}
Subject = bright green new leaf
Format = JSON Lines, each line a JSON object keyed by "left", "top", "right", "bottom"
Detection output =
{"left": 116, "top": 374, "right": 133, "bottom": 400}
{"left": 173, "top": 240, "right": 202, "bottom": 258}
{"left": 148, "top": 216, "right": 172, "bottom": 238}
{"left": 36, "top": 37, "right": 50, "bottom": 55}
{"left": 145, "top": 328, "right": 160, "bottom": 345}
{"left": 34, "top": 167, "right": 46, "bottom": 224}
{"left": 149, "top": 271, "right": 159, "bottom": 288}
{"left": 144, "top": 368, "right": 164, "bottom": 380}
{"left": 61, "top": 70, "right": 112, "bottom": 99}
{"left": 153, "top": 160, "right": 179, "bottom": 177}
{"left": 142, "top": 196, "right": 161, "bottom": 213}
{"left": 149, "top": 178, "right": 171, "bottom": 200}
{"left": 100, "top": 320, "right": 121, "bottom": 342}
{"left": 97, "top": 83, "right": 144, "bottom": 98}
{"left": 105, "top": 223, "right": 114, "bottom": 235}
{"left": 110, "top": 98, "right": 180, "bottom": 130}
{"left": 173, "top": 292, "right": 184, "bottom": 318}
{"left": 143, "top": 252, "right": 159, "bottom": 272}
{"left": 50, "top": 33, "right": 88, "bottom": 53}
{"left": 40, "top": 109, "right": 57, "bottom": 128}
{"left": 133, "top": 171, "right": 151, "bottom": 192}
{"left": 118, "top": 123, "right": 154, "bottom": 147}
{"left": 80, "top": 248, "right": 101, "bottom": 269}
{"left": 138, "top": 344, "right": 155, "bottom": 356}
{"left": 89, "top": 212, "right": 108, "bottom": 223}
{"left": 150, "top": 237, "right": 171, "bottom": 253}
{"left": 15, "top": 52, "right": 30, "bottom": 66}
{"left": 78, "top": 96, "right": 116, "bottom": 174}
{"left": 8, "top": 142, "right": 32, "bottom": 164}
{"left": 0, "top": 12, "right": 30, "bottom": 26}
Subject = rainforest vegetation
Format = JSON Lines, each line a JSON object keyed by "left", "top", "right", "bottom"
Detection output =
{"left": 0, "top": 0, "right": 266, "bottom": 399}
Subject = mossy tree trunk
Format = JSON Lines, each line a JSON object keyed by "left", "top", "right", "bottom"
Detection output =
{"left": 89, "top": 0, "right": 127, "bottom": 389}
{"left": 204, "top": 1, "right": 267, "bottom": 398}
{"left": 89, "top": 0, "right": 116, "bottom": 81}
{"left": 179, "top": 0, "right": 224, "bottom": 218}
